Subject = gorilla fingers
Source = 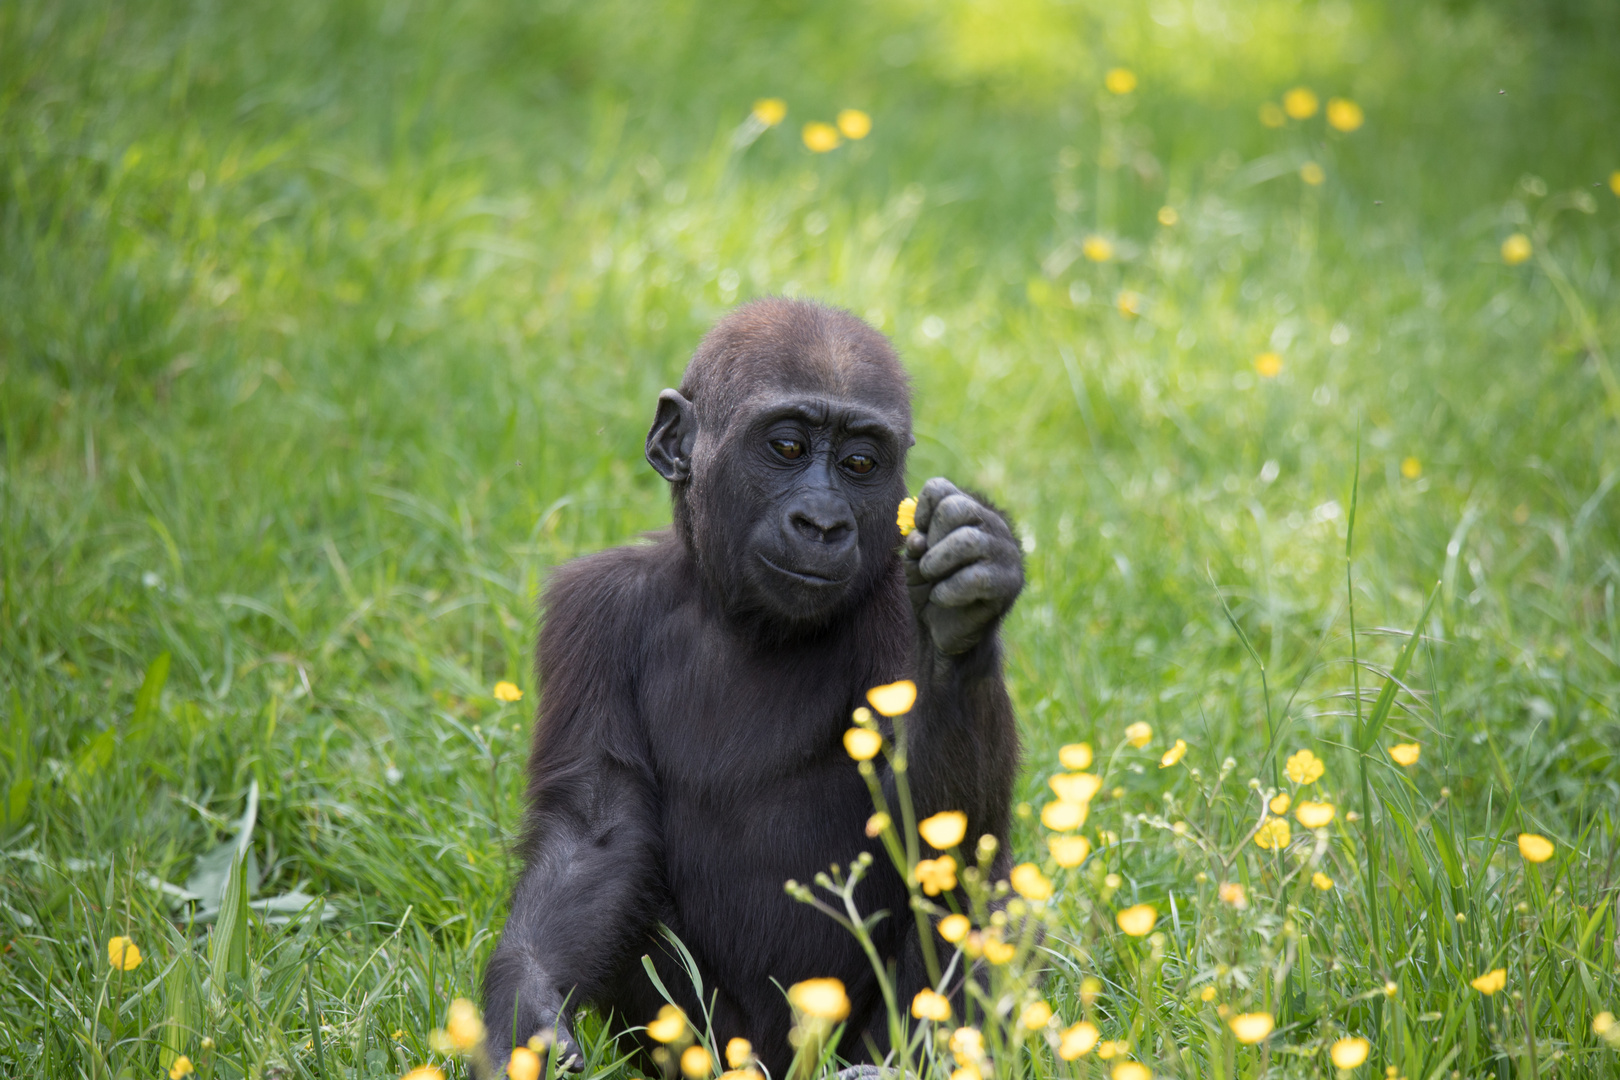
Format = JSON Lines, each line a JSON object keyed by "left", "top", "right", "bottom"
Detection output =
{"left": 903, "top": 478, "right": 1024, "bottom": 656}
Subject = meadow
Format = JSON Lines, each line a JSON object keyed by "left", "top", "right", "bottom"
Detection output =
{"left": 3, "top": 0, "right": 1620, "bottom": 1077}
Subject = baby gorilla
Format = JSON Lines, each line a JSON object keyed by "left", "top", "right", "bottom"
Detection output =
{"left": 483, "top": 298, "right": 1023, "bottom": 1075}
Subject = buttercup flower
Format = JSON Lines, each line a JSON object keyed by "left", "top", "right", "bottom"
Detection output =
{"left": 494, "top": 680, "right": 523, "bottom": 702}
{"left": 843, "top": 728, "right": 882, "bottom": 761}
{"left": 802, "top": 122, "right": 840, "bottom": 153}
{"left": 1049, "top": 834, "right": 1092, "bottom": 867}
{"left": 169, "top": 1057, "right": 195, "bottom": 1080}
{"left": 508, "top": 1047, "right": 542, "bottom": 1080}
{"left": 1080, "top": 977, "right": 1103, "bottom": 1005}
{"left": 404, "top": 1069, "right": 446, "bottom": 1080}
{"left": 1010, "top": 863, "right": 1053, "bottom": 901}
{"left": 897, "top": 497, "right": 918, "bottom": 536}
{"left": 1218, "top": 882, "right": 1247, "bottom": 908}
{"left": 1050, "top": 772, "right": 1103, "bottom": 803}
{"left": 726, "top": 1038, "right": 753, "bottom": 1068}
{"left": 867, "top": 680, "right": 917, "bottom": 716}
{"left": 107, "top": 936, "right": 142, "bottom": 971}
{"left": 1112, "top": 1064, "right": 1150, "bottom": 1080}
{"left": 1199, "top": 985, "right": 1217, "bottom": 1002}
{"left": 1117, "top": 291, "right": 1142, "bottom": 318}
{"left": 1116, "top": 904, "right": 1157, "bottom": 936}
{"left": 1330, "top": 1036, "right": 1370, "bottom": 1068}
{"left": 1300, "top": 162, "right": 1326, "bottom": 185}
{"left": 865, "top": 812, "right": 890, "bottom": 837}
{"left": 915, "top": 856, "right": 958, "bottom": 896}
{"left": 1501, "top": 233, "right": 1532, "bottom": 266}
{"left": 1471, "top": 968, "right": 1506, "bottom": 995}
{"left": 949, "top": 1026, "right": 984, "bottom": 1063}
{"left": 982, "top": 935, "right": 1016, "bottom": 964}
{"left": 1283, "top": 86, "right": 1319, "bottom": 119}
{"left": 647, "top": 1004, "right": 688, "bottom": 1043}
{"left": 1254, "top": 818, "right": 1291, "bottom": 850}
{"left": 1124, "top": 722, "right": 1152, "bottom": 747}
{"left": 912, "top": 988, "right": 952, "bottom": 1021}
{"left": 1312, "top": 871, "right": 1334, "bottom": 891}
{"left": 1326, "top": 98, "right": 1364, "bottom": 132}
{"left": 1059, "top": 1021, "right": 1100, "bottom": 1060}
{"left": 789, "top": 978, "right": 850, "bottom": 1021}
{"left": 1041, "top": 799, "right": 1088, "bottom": 831}
{"left": 836, "top": 110, "right": 872, "bottom": 140}
{"left": 1389, "top": 742, "right": 1421, "bottom": 766}
{"left": 1255, "top": 352, "right": 1282, "bottom": 378}
{"left": 1230, "top": 1012, "right": 1274, "bottom": 1044}
{"left": 1269, "top": 792, "right": 1291, "bottom": 815}
{"left": 1021, "top": 1000, "right": 1053, "bottom": 1029}
{"left": 951, "top": 1067, "right": 981, "bottom": 1080}
{"left": 1401, "top": 457, "right": 1423, "bottom": 480}
{"left": 1160, "top": 739, "right": 1187, "bottom": 767}
{"left": 1157, "top": 206, "right": 1179, "bottom": 226}
{"left": 445, "top": 998, "right": 484, "bottom": 1051}
{"left": 1096, "top": 1040, "right": 1129, "bottom": 1060}
{"left": 1518, "top": 833, "right": 1554, "bottom": 863}
{"left": 1296, "top": 801, "right": 1336, "bottom": 828}
{"left": 919, "top": 811, "right": 968, "bottom": 849}
{"left": 1105, "top": 68, "right": 1137, "bottom": 94}
{"left": 1286, "top": 748, "right": 1325, "bottom": 785}
{"left": 1083, "top": 236, "right": 1114, "bottom": 262}
{"left": 751, "top": 99, "right": 787, "bottom": 127}
{"left": 681, "top": 1045, "right": 713, "bottom": 1078}
{"left": 1059, "top": 743, "right": 1093, "bottom": 769}
{"left": 938, "top": 914, "right": 971, "bottom": 942}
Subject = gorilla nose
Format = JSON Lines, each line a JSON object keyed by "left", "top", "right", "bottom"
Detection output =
{"left": 786, "top": 497, "right": 856, "bottom": 548}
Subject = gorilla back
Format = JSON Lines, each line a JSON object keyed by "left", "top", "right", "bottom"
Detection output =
{"left": 483, "top": 298, "right": 1024, "bottom": 1077}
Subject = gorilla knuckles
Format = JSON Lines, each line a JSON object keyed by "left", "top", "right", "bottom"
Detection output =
{"left": 483, "top": 298, "right": 1022, "bottom": 1078}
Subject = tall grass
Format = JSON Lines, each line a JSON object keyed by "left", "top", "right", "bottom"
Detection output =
{"left": 3, "top": 0, "right": 1619, "bottom": 1077}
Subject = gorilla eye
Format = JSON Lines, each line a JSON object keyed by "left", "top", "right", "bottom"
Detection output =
{"left": 770, "top": 439, "right": 806, "bottom": 460}
{"left": 840, "top": 454, "right": 877, "bottom": 475}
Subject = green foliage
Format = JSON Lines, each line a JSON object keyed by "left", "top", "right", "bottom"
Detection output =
{"left": 2, "top": 0, "right": 1619, "bottom": 1076}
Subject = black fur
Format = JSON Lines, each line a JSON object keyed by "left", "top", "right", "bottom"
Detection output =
{"left": 482, "top": 298, "right": 1023, "bottom": 1076}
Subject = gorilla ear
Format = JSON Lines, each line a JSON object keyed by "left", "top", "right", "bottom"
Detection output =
{"left": 646, "top": 389, "right": 697, "bottom": 483}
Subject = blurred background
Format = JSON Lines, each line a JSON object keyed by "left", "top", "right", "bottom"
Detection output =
{"left": 2, "top": 0, "right": 1619, "bottom": 1072}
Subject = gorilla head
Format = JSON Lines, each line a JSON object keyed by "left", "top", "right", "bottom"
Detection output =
{"left": 645, "top": 298, "right": 914, "bottom": 628}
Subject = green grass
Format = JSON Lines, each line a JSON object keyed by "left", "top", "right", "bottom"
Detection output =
{"left": 3, "top": 0, "right": 1620, "bottom": 1076}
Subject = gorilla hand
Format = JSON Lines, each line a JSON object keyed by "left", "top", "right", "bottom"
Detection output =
{"left": 481, "top": 974, "right": 584, "bottom": 1076}
{"left": 903, "top": 478, "right": 1024, "bottom": 656}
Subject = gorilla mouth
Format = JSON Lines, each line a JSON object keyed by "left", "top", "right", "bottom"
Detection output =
{"left": 758, "top": 553, "right": 850, "bottom": 587}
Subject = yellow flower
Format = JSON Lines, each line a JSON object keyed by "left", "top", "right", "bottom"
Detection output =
{"left": 1011, "top": 863, "right": 1053, "bottom": 901}
{"left": 1389, "top": 742, "right": 1421, "bottom": 766}
{"left": 1254, "top": 352, "right": 1283, "bottom": 378}
{"left": 938, "top": 914, "right": 971, "bottom": 943}
{"left": 950, "top": 1026, "right": 984, "bottom": 1063}
{"left": 1041, "top": 799, "right": 1088, "bottom": 832}
{"left": 864, "top": 812, "right": 890, "bottom": 838}
{"left": 836, "top": 109, "right": 872, "bottom": 140}
{"left": 1096, "top": 1040, "right": 1129, "bottom": 1060}
{"left": 843, "top": 728, "right": 882, "bottom": 761}
{"left": 1059, "top": 742, "right": 1093, "bottom": 769}
{"left": 1021, "top": 1001, "right": 1053, "bottom": 1030}
{"left": 1300, "top": 162, "right": 1326, "bottom": 186}
{"left": 950, "top": 1067, "right": 981, "bottom": 1080}
{"left": 1269, "top": 792, "right": 1291, "bottom": 815}
{"left": 1402, "top": 457, "right": 1424, "bottom": 481}
{"left": 722, "top": 1071, "right": 762, "bottom": 1080}
{"left": 1518, "top": 833, "right": 1554, "bottom": 863}
{"left": 919, "top": 811, "right": 968, "bottom": 849}
{"left": 1593, "top": 1011, "right": 1615, "bottom": 1036}
{"left": 1080, "top": 977, "right": 1103, "bottom": 1005}
{"left": 1105, "top": 68, "right": 1137, "bottom": 94}
{"left": 1082, "top": 236, "right": 1114, "bottom": 262}
{"left": 725, "top": 1038, "right": 753, "bottom": 1068}
{"left": 1160, "top": 739, "right": 1187, "bottom": 767}
{"left": 1157, "top": 206, "right": 1179, "bottom": 226}
{"left": 896, "top": 497, "right": 918, "bottom": 536}
{"left": 1050, "top": 772, "right": 1103, "bottom": 803}
{"left": 169, "top": 1057, "right": 195, "bottom": 1080}
{"left": 647, "top": 1004, "right": 688, "bottom": 1043}
{"left": 911, "top": 988, "right": 952, "bottom": 1021}
{"left": 1296, "top": 801, "right": 1336, "bottom": 828}
{"left": 445, "top": 998, "right": 485, "bottom": 1052}
{"left": 788, "top": 978, "right": 850, "bottom": 1021}
{"left": 1285, "top": 748, "right": 1325, "bottom": 785}
{"left": 508, "top": 1047, "right": 542, "bottom": 1080}
{"left": 1218, "top": 882, "right": 1247, "bottom": 908}
{"left": 802, "top": 122, "right": 840, "bottom": 153}
{"left": 1283, "top": 86, "right": 1319, "bottom": 119}
{"left": 1116, "top": 904, "right": 1157, "bottom": 937}
{"left": 1326, "top": 98, "right": 1364, "bottom": 132}
{"left": 752, "top": 98, "right": 787, "bottom": 127}
{"left": 1254, "top": 817, "right": 1291, "bottom": 850}
{"left": 1330, "top": 1036, "right": 1370, "bottom": 1069}
{"left": 1470, "top": 968, "right": 1506, "bottom": 995}
{"left": 107, "top": 936, "right": 142, "bottom": 971}
{"left": 1112, "top": 1063, "right": 1151, "bottom": 1080}
{"left": 1229, "top": 1012, "right": 1274, "bottom": 1044}
{"left": 1049, "top": 834, "right": 1092, "bottom": 867}
{"left": 1312, "top": 871, "right": 1335, "bottom": 891}
{"left": 915, "top": 856, "right": 958, "bottom": 896}
{"left": 1259, "top": 102, "right": 1286, "bottom": 128}
{"left": 681, "top": 1045, "right": 713, "bottom": 1078}
{"left": 1116, "top": 290, "right": 1142, "bottom": 318}
{"left": 493, "top": 680, "right": 523, "bottom": 702}
{"left": 404, "top": 1069, "right": 446, "bottom": 1080}
{"left": 1199, "top": 985, "right": 1217, "bottom": 1002}
{"left": 867, "top": 680, "right": 917, "bottom": 716}
{"left": 982, "top": 935, "right": 1016, "bottom": 964}
{"left": 1501, "top": 232, "right": 1532, "bottom": 265}
{"left": 1060, "top": 1021, "right": 1100, "bottom": 1059}
{"left": 1124, "top": 721, "right": 1152, "bottom": 747}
